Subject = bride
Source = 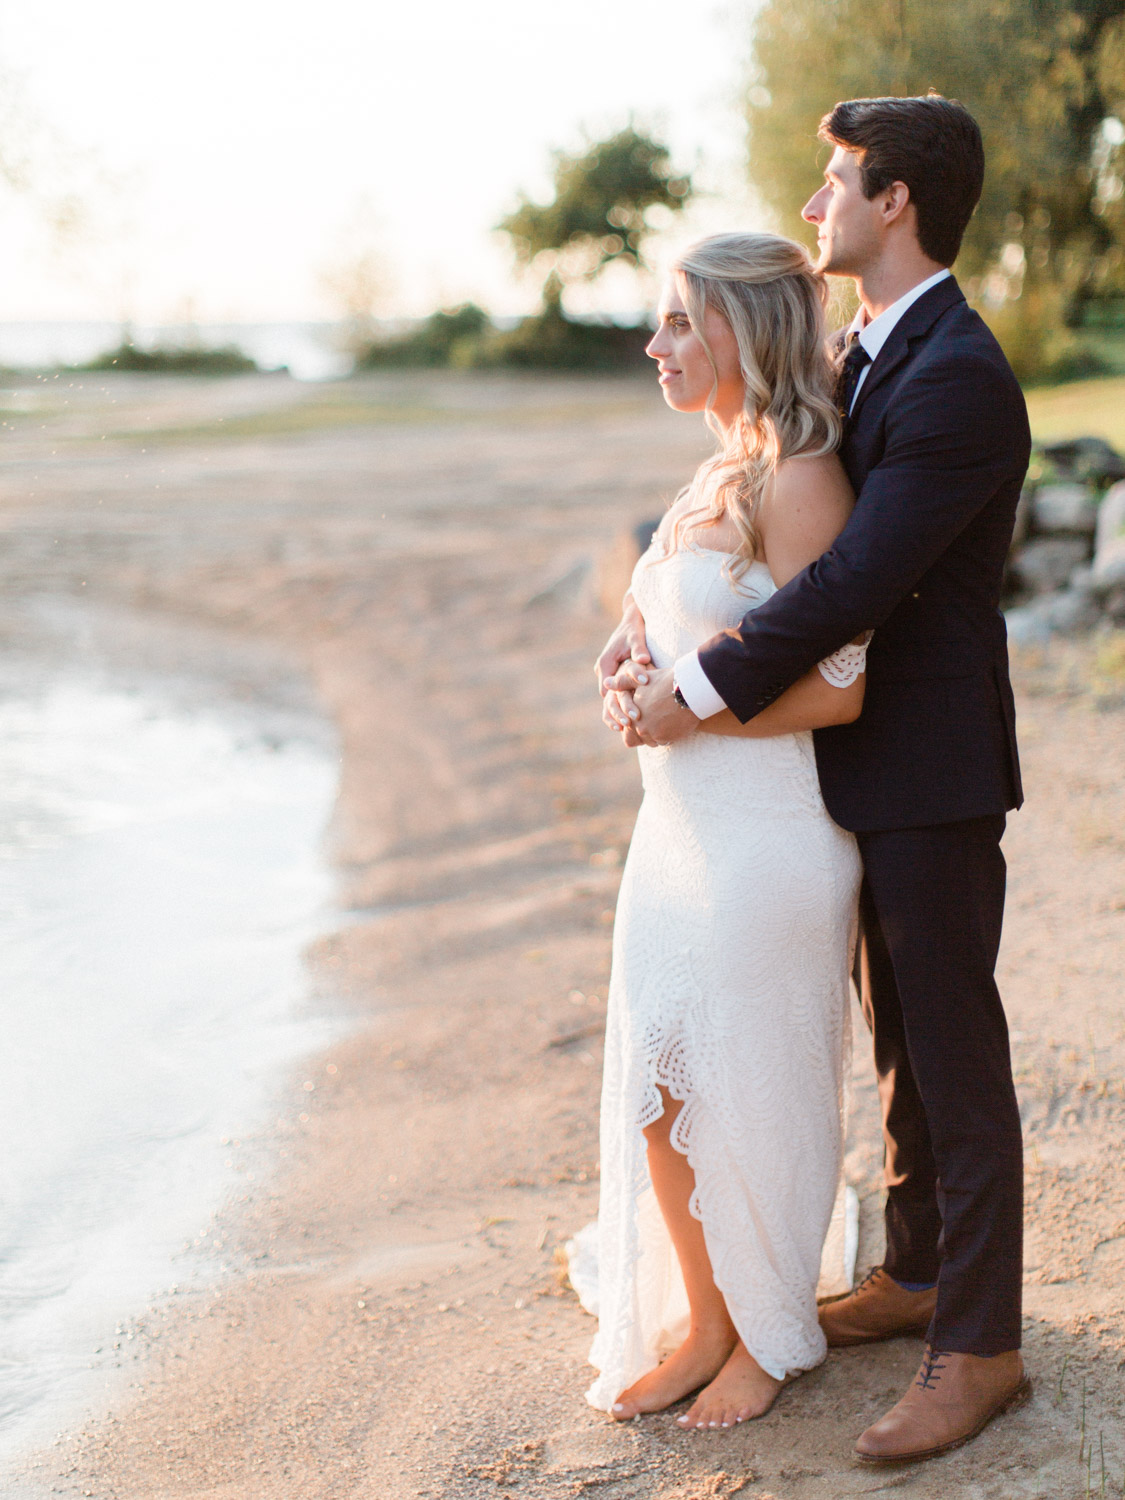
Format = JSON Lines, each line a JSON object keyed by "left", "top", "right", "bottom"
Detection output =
{"left": 587, "top": 232, "right": 868, "bottom": 1429}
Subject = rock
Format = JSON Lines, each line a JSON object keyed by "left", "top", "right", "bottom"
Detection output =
{"left": 1005, "top": 586, "right": 1103, "bottom": 643}
{"left": 1092, "top": 482, "right": 1125, "bottom": 592}
{"left": 1005, "top": 604, "right": 1052, "bottom": 645}
{"left": 1011, "top": 536, "right": 1092, "bottom": 594}
{"left": 1096, "top": 481, "right": 1125, "bottom": 547}
{"left": 1047, "top": 589, "right": 1104, "bottom": 633}
{"left": 1093, "top": 537, "right": 1125, "bottom": 592}
{"left": 1041, "top": 436, "right": 1125, "bottom": 484}
{"left": 523, "top": 558, "right": 592, "bottom": 610}
{"left": 1031, "top": 482, "right": 1100, "bottom": 535}
{"left": 1096, "top": 481, "right": 1125, "bottom": 544}
{"left": 1011, "top": 485, "right": 1034, "bottom": 548}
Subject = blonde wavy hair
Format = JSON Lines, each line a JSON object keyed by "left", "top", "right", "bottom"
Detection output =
{"left": 664, "top": 232, "right": 842, "bottom": 576}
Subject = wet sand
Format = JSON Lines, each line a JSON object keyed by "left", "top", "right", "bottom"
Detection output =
{"left": 3, "top": 370, "right": 1124, "bottom": 1499}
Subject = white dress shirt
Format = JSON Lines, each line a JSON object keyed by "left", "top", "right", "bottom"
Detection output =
{"left": 672, "top": 268, "right": 952, "bottom": 720}
{"left": 844, "top": 266, "right": 951, "bottom": 412}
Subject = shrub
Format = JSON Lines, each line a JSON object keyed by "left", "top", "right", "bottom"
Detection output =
{"left": 84, "top": 342, "right": 258, "bottom": 375}
{"left": 469, "top": 302, "right": 650, "bottom": 371}
{"left": 355, "top": 304, "right": 489, "bottom": 369}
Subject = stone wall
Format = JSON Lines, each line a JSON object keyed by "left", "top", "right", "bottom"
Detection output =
{"left": 1006, "top": 438, "right": 1125, "bottom": 643}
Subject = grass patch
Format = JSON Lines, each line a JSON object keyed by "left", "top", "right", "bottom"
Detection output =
{"left": 133, "top": 400, "right": 471, "bottom": 442}
{"left": 1024, "top": 374, "right": 1125, "bottom": 450}
{"left": 79, "top": 391, "right": 656, "bottom": 447}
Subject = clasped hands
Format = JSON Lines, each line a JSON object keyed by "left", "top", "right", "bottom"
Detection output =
{"left": 595, "top": 604, "right": 699, "bottom": 748}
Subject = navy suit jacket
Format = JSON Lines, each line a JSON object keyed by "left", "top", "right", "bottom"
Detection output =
{"left": 697, "top": 276, "right": 1030, "bottom": 833}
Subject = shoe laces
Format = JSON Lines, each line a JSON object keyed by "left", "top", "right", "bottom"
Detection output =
{"left": 854, "top": 1266, "right": 884, "bottom": 1296}
{"left": 915, "top": 1347, "right": 949, "bottom": 1392}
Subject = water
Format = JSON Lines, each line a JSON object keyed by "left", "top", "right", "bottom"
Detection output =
{"left": 0, "top": 321, "right": 352, "bottom": 382}
{"left": 0, "top": 650, "right": 339, "bottom": 1464}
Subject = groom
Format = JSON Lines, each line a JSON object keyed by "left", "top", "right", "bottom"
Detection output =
{"left": 600, "top": 94, "right": 1031, "bottom": 1463}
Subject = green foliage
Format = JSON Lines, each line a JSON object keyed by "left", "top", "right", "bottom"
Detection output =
{"left": 353, "top": 128, "right": 691, "bottom": 373}
{"left": 473, "top": 125, "right": 692, "bottom": 371}
{"left": 85, "top": 341, "right": 257, "bottom": 375}
{"left": 351, "top": 298, "right": 650, "bottom": 374}
{"left": 744, "top": 0, "right": 1125, "bottom": 374}
{"left": 981, "top": 279, "right": 1112, "bottom": 383}
{"left": 497, "top": 125, "right": 692, "bottom": 294}
{"left": 470, "top": 300, "right": 651, "bottom": 372}
{"left": 355, "top": 303, "right": 489, "bottom": 369}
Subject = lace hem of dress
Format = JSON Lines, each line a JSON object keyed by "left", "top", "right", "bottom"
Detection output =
{"left": 816, "top": 630, "right": 874, "bottom": 689}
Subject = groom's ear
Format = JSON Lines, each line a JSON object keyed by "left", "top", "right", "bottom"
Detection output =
{"left": 878, "top": 181, "right": 913, "bottom": 229}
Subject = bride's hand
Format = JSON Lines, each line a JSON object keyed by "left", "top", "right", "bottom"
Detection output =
{"left": 604, "top": 659, "right": 649, "bottom": 698}
{"left": 595, "top": 594, "right": 652, "bottom": 697}
{"left": 602, "top": 680, "right": 641, "bottom": 733}
{"left": 603, "top": 660, "right": 648, "bottom": 732}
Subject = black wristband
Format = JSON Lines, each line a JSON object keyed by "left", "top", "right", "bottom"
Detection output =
{"left": 672, "top": 683, "right": 690, "bottom": 710}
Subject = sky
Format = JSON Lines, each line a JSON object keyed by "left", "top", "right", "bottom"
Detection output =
{"left": 0, "top": 0, "right": 771, "bottom": 325}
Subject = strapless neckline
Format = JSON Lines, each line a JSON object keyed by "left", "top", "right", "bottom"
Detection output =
{"left": 662, "top": 545, "right": 773, "bottom": 576}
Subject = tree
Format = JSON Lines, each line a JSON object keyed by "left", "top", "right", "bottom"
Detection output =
{"left": 743, "top": 0, "right": 1125, "bottom": 377}
{"left": 497, "top": 125, "right": 692, "bottom": 311}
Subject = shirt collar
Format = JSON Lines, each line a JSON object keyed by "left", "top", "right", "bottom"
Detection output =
{"left": 846, "top": 267, "right": 953, "bottom": 359}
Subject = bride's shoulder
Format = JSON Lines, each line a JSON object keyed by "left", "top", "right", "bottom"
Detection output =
{"left": 772, "top": 449, "right": 851, "bottom": 491}
{"left": 758, "top": 452, "right": 855, "bottom": 559}
{"left": 763, "top": 452, "right": 854, "bottom": 520}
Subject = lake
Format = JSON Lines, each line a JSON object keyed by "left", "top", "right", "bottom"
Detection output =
{"left": 0, "top": 624, "right": 339, "bottom": 1469}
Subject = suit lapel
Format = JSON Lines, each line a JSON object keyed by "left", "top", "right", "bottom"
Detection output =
{"left": 848, "top": 276, "right": 966, "bottom": 423}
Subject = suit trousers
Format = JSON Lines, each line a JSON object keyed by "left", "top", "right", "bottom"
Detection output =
{"left": 854, "top": 814, "right": 1024, "bottom": 1355}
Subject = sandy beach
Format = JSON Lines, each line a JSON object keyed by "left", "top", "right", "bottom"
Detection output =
{"left": 3, "top": 369, "right": 1123, "bottom": 1499}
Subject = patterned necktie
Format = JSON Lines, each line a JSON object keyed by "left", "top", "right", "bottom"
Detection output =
{"left": 837, "top": 336, "right": 872, "bottom": 418}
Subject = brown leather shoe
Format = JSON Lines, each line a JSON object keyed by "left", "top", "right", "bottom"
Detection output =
{"left": 818, "top": 1267, "right": 936, "bottom": 1347}
{"left": 855, "top": 1347, "right": 1032, "bottom": 1463}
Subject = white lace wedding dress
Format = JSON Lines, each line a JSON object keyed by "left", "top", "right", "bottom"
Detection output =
{"left": 582, "top": 539, "right": 864, "bottom": 1412}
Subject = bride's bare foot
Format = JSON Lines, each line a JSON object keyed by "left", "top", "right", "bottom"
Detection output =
{"left": 611, "top": 1326, "right": 737, "bottom": 1420}
{"left": 676, "top": 1340, "right": 786, "bottom": 1429}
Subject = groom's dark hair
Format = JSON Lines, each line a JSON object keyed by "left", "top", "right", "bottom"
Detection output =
{"left": 819, "top": 93, "right": 984, "bottom": 267}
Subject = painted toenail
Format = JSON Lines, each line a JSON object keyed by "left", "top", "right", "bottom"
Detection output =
{"left": 612, "top": 1404, "right": 624, "bottom": 1412}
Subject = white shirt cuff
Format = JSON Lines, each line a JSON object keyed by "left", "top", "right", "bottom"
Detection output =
{"left": 673, "top": 650, "right": 728, "bottom": 720}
